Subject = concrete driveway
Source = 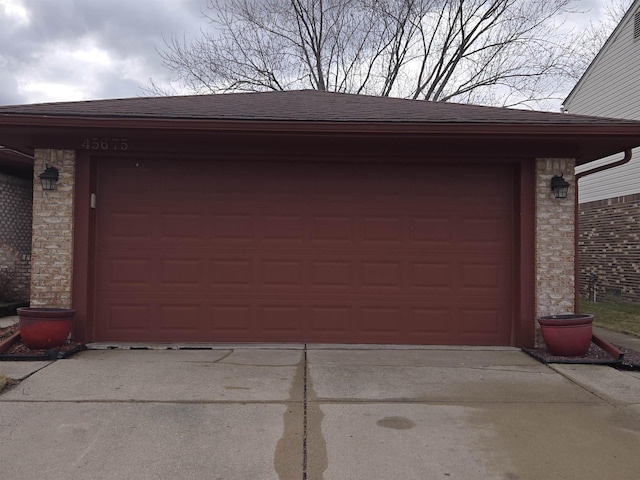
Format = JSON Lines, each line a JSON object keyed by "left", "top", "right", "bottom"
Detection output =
{"left": 1, "top": 345, "right": 640, "bottom": 480}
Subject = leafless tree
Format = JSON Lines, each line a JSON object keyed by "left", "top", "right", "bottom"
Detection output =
{"left": 152, "top": 0, "right": 602, "bottom": 108}
{"left": 571, "top": 0, "right": 633, "bottom": 77}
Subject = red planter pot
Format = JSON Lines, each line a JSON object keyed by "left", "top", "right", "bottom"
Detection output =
{"left": 17, "top": 307, "right": 75, "bottom": 350}
{"left": 537, "top": 314, "right": 594, "bottom": 357}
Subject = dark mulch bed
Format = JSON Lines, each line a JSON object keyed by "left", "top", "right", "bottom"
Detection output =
{"left": 524, "top": 342, "right": 640, "bottom": 370}
{"left": 0, "top": 324, "right": 17, "bottom": 342}
{"left": 0, "top": 324, "right": 85, "bottom": 361}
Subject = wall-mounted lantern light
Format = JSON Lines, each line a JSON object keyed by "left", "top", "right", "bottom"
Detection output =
{"left": 39, "top": 165, "right": 59, "bottom": 191}
{"left": 551, "top": 173, "right": 570, "bottom": 199}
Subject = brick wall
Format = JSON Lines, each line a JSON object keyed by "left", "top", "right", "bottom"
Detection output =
{"left": 0, "top": 172, "right": 32, "bottom": 300}
{"left": 0, "top": 172, "right": 32, "bottom": 252}
{"left": 578, "top": 193, "right": 640, "bottom": 303}
{"left": 535, "top": 158, "right": 576, "bottom": 318}
{"left": 30, "top": 149, "right": 76, "bottom": 308}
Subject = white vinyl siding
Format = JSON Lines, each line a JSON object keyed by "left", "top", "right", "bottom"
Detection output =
{"left": 576, "top": 147, "right": 640, "bottom": 203}
{"left": 566, "top": 7, "right": 640, "bottom": 117}
{"left": 565, "top": 2, "right": 640, "bottom": 203}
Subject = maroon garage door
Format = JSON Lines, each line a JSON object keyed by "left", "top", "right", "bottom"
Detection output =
{"left": 94, "top": 157, "right": 515, "bottom": 345}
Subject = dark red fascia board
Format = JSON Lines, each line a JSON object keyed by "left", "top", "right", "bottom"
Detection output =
{"left": 1, "top": 113, "right": 640, "bottom": 136}
{"left": 1, "top": 114, "right": 640, "bottom": 165}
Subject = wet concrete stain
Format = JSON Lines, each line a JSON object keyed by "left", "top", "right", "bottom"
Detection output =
{"left": 467, "top": 403, "right": 640, "bottom": 479}
{"left": 376, "top": 416, "right": 416, "bottom": 430}
{"left": 305, "top": 354, "right": 328, "bottom": 480}
{"left": 274, "top": 352, "right": 304, "bottom": 480}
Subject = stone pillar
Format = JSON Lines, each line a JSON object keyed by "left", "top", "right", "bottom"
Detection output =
{"left": 30, "top": 149, "right": 76, "bottom": 308}
{"left": 535, "top": 158, "right": 576, "bottom": 318}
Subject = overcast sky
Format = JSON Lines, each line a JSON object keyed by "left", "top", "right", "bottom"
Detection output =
{"left": 0, "top": 0, "right": 620, "bottom": 108}
{"left": 0, "top": 0, "right": 207, "bottom": 106}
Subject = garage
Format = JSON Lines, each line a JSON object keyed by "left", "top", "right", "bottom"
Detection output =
{"left": 94, "top": 155, "right": 514, "bottom": 344}
{"left": 5, "top": 90, "right": 640, "bottom": 347}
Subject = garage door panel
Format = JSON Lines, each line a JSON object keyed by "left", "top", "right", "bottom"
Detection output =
{"left": 160, "top": 258, "right": 203, "bottom": 287}
{"left": 258, "top": 305, "right": 305, "bottom": 335}
{"left": 95, "top": 252, "right": 154, "bottom": 291}
{"left": 460, "top": 258, "right": 512, "bottom": 292}
{"left": 98, "top": 301, "right": 151, "bottom": 334}
{"left": 261, "top": 215, "right": 304, "bottom": 241}
{"left": 311, "top": 215, "right": 354, "bottom": 242}
{"left": 104, "top": 257, "right": 152, "bottom": 289}
{"left": 362, "top": 216, "right": 403, "bottom": 242}
{"left": 161, "top": 167, "right": 207, "bottom": 195}
{"left": 411, "top": 216, "right": 453, "bottom": 243}
{"left": 359, "top": 306, "right": 403, "bottom": 334}
{"left": 310, "top": 306, "right": 353, "bottom": 334}
{"left": 408, "top": 307, "right": 452, "bottom": 334}
{"left": 209, "top": 304, "right": 253, "bottom": 333}
{"left": 311, "top": 260, "right": 354, "bottom": 287}
{"left": 461, "top": 169, "right": 511, "bottom": 193}
{"left": 459, "top": 307, "right": 505, "bottom": 335}
{"left": 160, "top": 212, "right": 204, "bottom": 239}
{"left": 211, "top": 213, "right": 254, "bottom": 241}
{"left": 411, "top": 262, "right": 453, "bottom": 290}
{"left": 103, "top": 164, "right": 152, "bottom": 196}
{"left": 208, "top": 162, "right": 259, "bottom": 193}
{"left": 109, "top": 212, "right": 153, "bottom": 239}
{"left": 459, "top": 218, "right": 503, "bottom": 244}
{"left": 157, "top": 303, "right": 202, "bottom": 332}
{"left": 210, "top": 258, "right": 254, "bottom": 286}
{"left": 95, "top": 158, "right": 515, "bottom": 345}
{"left": 459, "top": 261, "right": 503, "bottom": 290}
{"left": 260, "top": 259, "right": 304, "bottom": 287}
{"left": 360, "top": 261, "right": 402, "bottom": 288}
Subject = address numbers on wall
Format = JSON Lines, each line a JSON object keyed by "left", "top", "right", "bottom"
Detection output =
{"left": 81, "top": 138, "right": 128, "bottom": 151}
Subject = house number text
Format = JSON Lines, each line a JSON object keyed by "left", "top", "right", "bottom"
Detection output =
{"left": 81, "top": 138, "right": 128, "bottom": 151}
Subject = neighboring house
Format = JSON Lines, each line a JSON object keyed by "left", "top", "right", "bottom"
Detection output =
{"left": 1, "top": 90, "right": 640, "bottom": 347}
{"left": 563, "top": 0, "right": 640, "bottom": 302}
{"left": 0, "top": 146, "right": 33, "bottom": 301}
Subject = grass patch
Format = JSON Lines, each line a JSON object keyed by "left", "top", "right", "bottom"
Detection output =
{"left": 0, "top": 374, "right": 16, "bottom": 393}
{"left": 580, "top": 299, "right": 640, "bottom": 338}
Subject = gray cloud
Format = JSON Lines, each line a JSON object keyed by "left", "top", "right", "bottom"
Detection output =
{"left": 0, "top": 0, "right": 623, "bottom": 106}
{"left": 0, "top": 0, "right": 208, "bottom": 104}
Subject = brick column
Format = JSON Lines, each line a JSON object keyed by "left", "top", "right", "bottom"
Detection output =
{"left": 0, "top": 172, "right": 33, "bottom": 299}
{"left": 30, "top": 149, "right": 76, "bottom": 308}
{"left": 535, "top": 158, "right": 576, "bottom": 317}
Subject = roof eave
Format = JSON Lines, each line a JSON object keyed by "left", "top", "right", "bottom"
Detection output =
{"left": 0, "top": 113, "right": 638, "bottom": 136}
{"left": 1, "top": 114, "right": 639, "bottom": 166}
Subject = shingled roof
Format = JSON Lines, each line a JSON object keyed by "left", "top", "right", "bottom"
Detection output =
{"left": 0, "top": 90, "right": 636, "bottom": 126}
{"left": 2, "top": 90, "right": 640, "bottom": 166}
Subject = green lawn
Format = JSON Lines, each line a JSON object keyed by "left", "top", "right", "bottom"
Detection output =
{"left": 579, "top": 299, "right": 640, "bottom": 338}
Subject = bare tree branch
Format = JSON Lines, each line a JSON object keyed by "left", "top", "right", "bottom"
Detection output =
{"left": 150, "top": 0, "right": 627, "bottom": 108}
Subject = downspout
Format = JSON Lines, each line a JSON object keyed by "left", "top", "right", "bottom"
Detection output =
{"left": 574, "top": 149, "right": 633, "bottom": 312}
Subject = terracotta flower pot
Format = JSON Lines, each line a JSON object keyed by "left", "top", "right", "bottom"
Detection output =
{"left": 17, "top": 307, "right": 75, "bottom": 350}
{"left": 537, "top": 314, "right": 594, "bottom": 357}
